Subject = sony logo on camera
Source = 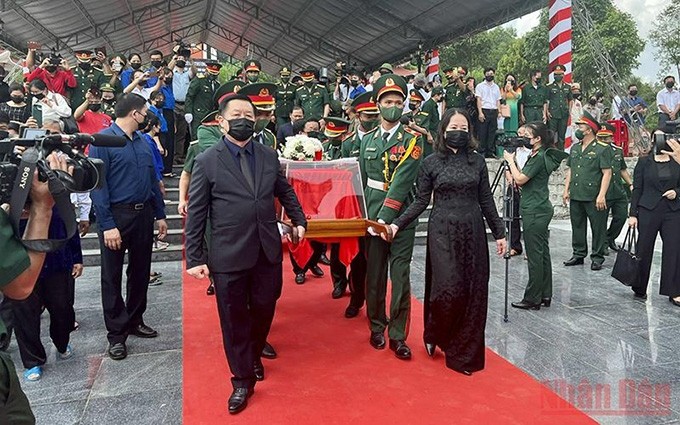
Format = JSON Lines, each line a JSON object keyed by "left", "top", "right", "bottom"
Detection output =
{"left": 18, "top": 166, "right": 31, "bottom": 190}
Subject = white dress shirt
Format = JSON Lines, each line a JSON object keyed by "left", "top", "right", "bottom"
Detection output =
{"left": 475, "top": 81, "right": 501, "bottom": 110}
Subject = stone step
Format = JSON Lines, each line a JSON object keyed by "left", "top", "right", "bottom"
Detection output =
{"left": 80, "top": 228, "right": 184, "bottom": 251}
{"left": 164, "top": 187, "right": 180, "bottom": 202}
{"left": 162, "top": 176, "right": 181, "bottom": 189}
{"left": 82, "top": 243, "right": 183, "bottom": 267}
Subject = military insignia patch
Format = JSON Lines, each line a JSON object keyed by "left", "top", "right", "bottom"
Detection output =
{"left": 386, "top": 78, "right": 395, "bottom": 87}
{"left": 397, "top": 132, "right": 403, "bottom": 141}
{"left": 259, "top": 88, "right": 269, "bottom": 96}
{"left": 234, "top": 85, "right": 241, "bottom": 92}
{"left": 411, "top": 146, "right": 422, "bottom": 159}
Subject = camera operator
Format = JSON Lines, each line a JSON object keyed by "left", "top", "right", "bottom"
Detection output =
{"left": 504, "top": 122, "right": 568, "bottom": 310}
{"left": 0, "top": 152, "right": 71, "bottom": 423}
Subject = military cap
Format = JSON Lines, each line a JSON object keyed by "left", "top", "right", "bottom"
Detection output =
{"left": 74, "top": 50, "right": 94, "bottom": 62}
{"left": 553, "top": 64, "right": 566, "bottom": 75}
{"left": 280, "top": 67, "right": 291, "bottom": 76}
{"left": 204, "top": 60, "right": 222, "bottom": 75}
{"left": 408, "top": 89, "right": 425, "bottom": 103}
{"left": 597, "top": 122, "right": 615, "bottom": 138}
{"left": 373, "top": 74, "right": 408, "bottom": 100}
{"left": 244, "top": 60, "right": 261, "bottom": 73}
{"left": 239, "top": 82, "right": 277, "bottom": 111}
{"left": 431, "top": 86, "right": 444, "bottom": 95}
{"left": 201, "top": 111, "right": 219, "bottom": 125}
{"left": 351, "top": 91, "right": 379, "bottom": 114}
{"left": 575, "top": 110, "right": 600, "bottom": 134}
{"left": 100, "top": 83, "right": 115, "bottom": 92}
{"left": 299, "top": 66, "right": 317, "bottom": 82}
{"left": 214, "top": 80, "right": 246, "bottom": 106}
{"left": 323, "top": 116, "right": 351, "bottom": 138}
{"left": 570, "top": 82, "right": 581, "bottom": 91}
{"left": 378, "top": 63, "right": 393, "bottom": 73}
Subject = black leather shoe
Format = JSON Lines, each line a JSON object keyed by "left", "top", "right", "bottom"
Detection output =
{"left": 310, "top": 265, "right": 324, "bottom": 277}
{"left": 319, "top": 253, "right": 331, "bottom": 266}
{"left": 591, "top": 262, "right": 603, "bottom": 271}
{"left": 454, "top": 369, "right": 473, "bottom": 376}
{"left": 206, "top": 282, "right": 215, "bottom": 296}
{"left": 669, "top": 297, "right": 680, "bottom": 307}
{"left": 425, "top": 342, "right": 435, "bottom": 357}
{"left": 261, "top": 341, "right": 277, "bottom": 359}
{"left": 295, "top": 272, "right": 306, "bottom": 284}
{"left": 254, "top": 361, "right": 264, "bottom": 381}
{"left": 370, "top": 332, "right": 385, "bottom": 350}
{"left": 564, "top": 257, "right": 584, "bottom": 266}
{"left": 511, "top": 300, "right": 541, "bottom": 310}
{"left": 344, "top": 305, "right": 360, "bottom": 318}
{"left": 332, "top": 281, "right": 347, "bottom": 299}
{"left": 129, "top": 324, "right": 158, "bottom": 338}
{"left": 541, "top": 298, "right": 552, "bottom": 307}
{"left": 108, "top": 342, "right": 127, "bottom": 360}
{"left": 633, "top": 291, "right": 647, "bottom": 300}
{"left": 228, "top": 387, "right": 253, "bottom": 414}
{"left": 389, "top": 340, "right": 412, "bottom": 360}
{"left": 608, "top": 241, "right": 620, "bottom": 252}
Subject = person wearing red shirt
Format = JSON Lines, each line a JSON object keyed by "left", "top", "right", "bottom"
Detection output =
{"left": 74, "top": 88, "right": 112, "bottom": 139}
{"left": 26, "top": 57, "right": 76, "bottom": 98}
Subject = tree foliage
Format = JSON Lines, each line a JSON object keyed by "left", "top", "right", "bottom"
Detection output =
{"left": 649, "top": 0, "right": 680, "bottom": 79}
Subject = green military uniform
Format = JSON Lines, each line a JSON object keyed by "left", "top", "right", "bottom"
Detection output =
{"left": 71, "top": 50, "right": 107, "bottom": 108}
{"left": 342, "top": 91, "right": 380, "bottom": 158}
{"left": 547, "top": 65, "right": 571, "bottom": 150}
{"left": 520, "top": 83, "right": 548, "bottom": 123}
{"left": 517, "top": 148, "right": 568, "bottom": 305}
{"left": 360, "top": 74, "right": 423, "bottom": 344}
{"left": 186, "top": 60, "right": 222, "bottom": 138}
{"left": 275, "top": 67, "right": 296, "bottom": 129}
{"left": 601, "top": 124, "right": 629, "bottom": 251}
{"left": 444, "top": 81, "right": 468, "bottom": 109}
{"left": 421, "top": 87, "right": 442, "bottom": 157}
{"left": 0, "top": 210, "right": 36, "bottom": 424}
{"left": 323, "top": 116, "right": 351, "bottom": 160}
{"left": 295, "top": 67, "right": 329, "bottom": 121}
{"left": 566, "top": 112, "right": 613, "bottom": 267}
{"left": 243, "top": 59, "right": 261, "bottom": 84}
{"left": 239, "top": 82, "right": 278, "bottom": 150}
{"left": 100, "top": 83, "right": 117, "bottom": 120}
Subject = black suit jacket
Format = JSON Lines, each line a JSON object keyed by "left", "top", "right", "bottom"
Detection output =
{"left": 276, "top": 122, "right": 294, "bottom": 147}
{"left": 630, "top": 156, "right": 680, "bottom": 217}
{"left": 185, "top": 138, "right": 307, "bottom": 273}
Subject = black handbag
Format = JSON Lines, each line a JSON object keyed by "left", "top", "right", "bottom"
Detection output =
{"left": 611, "top": 227, "right": 642, "bottom": 287}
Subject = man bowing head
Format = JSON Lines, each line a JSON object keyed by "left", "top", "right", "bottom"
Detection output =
{"left": 184, "top": 93, "right": 307, "bottom": 414}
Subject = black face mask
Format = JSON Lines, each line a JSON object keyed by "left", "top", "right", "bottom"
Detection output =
{"left": 629, "top": 90, "right": 638, "bottom": 96}
{"left": 573, "top": 93, "right": 582, "bottom": 100}
{"left": 165, "top": 78, "right": 173, "bottom": 85}
{"left": 485, "top": 75, "right": 495, "bottom": 82}
{"left": 45, "top": 65, "right": 58, "bottom": 73}
{"left": 445, "top": 130, "right": 470, "bottom": 149}
{"left": 79, "top": 62, "right": 91, "bottom": 71}
{"left": 176, "top": 60, "right": 186, "bottom": 68}
{"left": 103, "top": 98, "right": 115, "bottom": 104}
{"left": 136, "top": 112, "right": 149, "bottom": 131}
{"left": 88, "top": 103, "right": 102, "bottom": 112}
{"left": 350, "top": 81, "right": 358, "bottom": 87}
{"left": 227, "top": 118, "right": 255, "bottom": 141}
{"left": 10, "top": 95, "right": 24, "bottom": 103}
{"left": 589, "top": 99, "right": 597, "bottom": 106}
{"left": 535, "top": 78, "right": 542, "bottom": 84}
{"left": 307, "top": 131, "right": 322, "bottom": 140}
{"left": 130, "top": 63, "right": 142, "bottom": 70}
{"left": 666, "top": 82, "right": 675, "bottom": 89}
{"left": 151, "top": 60, "right": 163, "bottom": 69}
{"left": 33, "top": 93, "right": 45, "bottom": 100}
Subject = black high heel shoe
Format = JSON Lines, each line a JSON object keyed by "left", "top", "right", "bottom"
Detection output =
{"left": 541, "top": 298, "right": 551, "bottom": 307}
{"left": 425, "top": 343, "right": 435, "bottom": 357}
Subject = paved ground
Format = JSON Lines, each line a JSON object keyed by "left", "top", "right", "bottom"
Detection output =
{"left": 10, "top": 220, "right": 680, "bottom": 424}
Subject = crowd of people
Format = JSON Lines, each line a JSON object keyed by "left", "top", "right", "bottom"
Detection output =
{"left": 1, "top": 40, "right": 679, "bottom": 419}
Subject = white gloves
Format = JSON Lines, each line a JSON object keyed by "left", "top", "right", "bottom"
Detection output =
{"left": 367, "top": 219, "right": 386, "bottom": 237}
{"left": 184, "top": 113, "right": 193, "bottom": 124}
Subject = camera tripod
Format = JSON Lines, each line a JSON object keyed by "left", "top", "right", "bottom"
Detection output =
{"left": 490, "top": 159, "right": 519, "bottom": 323}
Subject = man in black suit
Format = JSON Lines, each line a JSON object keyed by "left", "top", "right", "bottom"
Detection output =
{"left": 185, "top": 94, "right": 307, "bottom": 414}
{"left": 275, "top": 105, "right": 304, "bottom": 148}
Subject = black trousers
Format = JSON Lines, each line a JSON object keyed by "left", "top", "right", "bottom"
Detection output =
{"left": 476, "top": 108, "right": 498, "bottom": 157}
{"left": 329, "top": 243, "right": 347, "bottom": 286}
{"left": 349, "top": 238, "right": 367, "bottom": 308}
{"left": 506, "top": 185, "right": 523, "bottom": 253}
{"left": 213, "top": 248, "right": 282, "bottom": 389}
{"left": 99, "top": 203, "right": 154, "bottom": 344}
{"left": 290, "top": 241, "right": 324, "bottom": 274}
{"left": 11, "top": 271, "right": 75, "bottom": 369}
{"left": 634, "top": 202, "right": 680, "bottom": 297}
{"left": 162, "top": 109, "right": 176, "bottom": 174}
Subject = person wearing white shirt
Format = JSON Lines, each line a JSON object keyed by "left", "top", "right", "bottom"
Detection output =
{"left": 124, "top": 70, "right": 163, "bottom": 101}
{"left": 475, "top": 67, "right": 502, "bottom": 158}
{"left": 28, "top": 79, "right": 71, "bottom": 124}
{"left": 70, "top": 192, "right": 92, "bottom": 236}
{"left": 173, "top": 56, "right": 195, "bottom": 162}
{"left": 657, "top": 76, "right": 680, "bottom": 130}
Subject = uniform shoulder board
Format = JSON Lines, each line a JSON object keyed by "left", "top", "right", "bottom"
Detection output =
{"left": 596, "top": 141, "right": 609, "bottom": 147}
{"left": 317, "top": 84, "right": 325, "bottom": 89}
{"left": 612, "top": 144, "right": 623, "bottom": 150}
{"left": 365, "top": 126, "right": 379, "bottom": 135}
{"left": 264, "top": 128, "right": 275, "bottom": 136}
{"left": 295, "top": 86, "right": 305, "bottom": 91}
{"left": 404, "top": 127, "right": 420, "bottom": 138}
{"left": 420, "top": 111, "right": 429, "bottom": 116}
{"left": 189, "top": 140, "right": 199, "bottom": 145}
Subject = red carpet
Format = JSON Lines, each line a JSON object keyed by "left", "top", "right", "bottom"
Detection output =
{"left": 183, "top": 262, "right": 595, "bottom": 424}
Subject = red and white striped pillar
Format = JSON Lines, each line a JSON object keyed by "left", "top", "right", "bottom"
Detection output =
{"left": 549, "top": 0, "right": 573, "bottom": 149}
{"left": 426, "top": 49, "right": 439, "bottom": 83}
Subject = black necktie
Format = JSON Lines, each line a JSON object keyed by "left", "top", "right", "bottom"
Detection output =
{"left": 239, "top": 148, "right": 254, "bottom": 191}
{"left": 382, "top": 132, "right": 390, "bottom": 146}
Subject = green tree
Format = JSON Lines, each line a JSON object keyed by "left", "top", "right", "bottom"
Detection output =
{"left": 497, "top": 38, "right": 531, "bottom": 84}
{"left": 649, "top": 0, "right": 680, "bottom": 79}
{"left": 439, "top": 27, "right": 518, "bottom": 79}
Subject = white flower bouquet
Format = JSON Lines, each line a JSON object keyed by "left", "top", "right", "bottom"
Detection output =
{"left": 281, "top": 134, "right": 324, "bottom": 161}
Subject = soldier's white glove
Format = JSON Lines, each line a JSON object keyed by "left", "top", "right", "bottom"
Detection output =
{"left": 367, "top": 219, "right": 386, "bottom": 237}
{"left": 184, "top": 113, "right": 193, "bottom": 124}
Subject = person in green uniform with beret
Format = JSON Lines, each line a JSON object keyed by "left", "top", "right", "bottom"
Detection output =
{"left": 443, "top": 66, "right": 469, "bottom": 110}
{"left": 71, "top": 50, "right": 107, "bottom": 109}
{"left": 360, "top": 73, "right": 423, "bottom": 360}
{"left": 563, "top": 111, "right": 613, "bottom": 270}
{"left": 243, "top": 59, "right": 261, "bottom": 84}
{"left": 403, "top": 89, "right": 433, "bottom": 155}
{"left": 295, "top": 67, "right": 330, "bottom": 122}
{"left": 185, "top": 60, "right": 222, "bottom": 139}
{"left": 598, "top": 123, "right": 633, "bottom": 253}
{"left": 420, "top": 86, "right": 443, "bottom": 156}
{"left": 520, "top": 69, "right": 548, "bottom": 124}
{"left": 275, "top": 67, "right": 296, "bottom": 130}
{"left": 239, "top": 82, "right": 278, "bottom": 150}
{"left": 547, "top": 65, "right": 572, "bottom": 150}
{"left": 504, "top": 122, "right": 569, "bottom": 310}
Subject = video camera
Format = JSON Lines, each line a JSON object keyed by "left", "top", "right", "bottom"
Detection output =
{"left": 654, "top": 118, "right": 680, "bottom": 154}
{"left": 174, "top": 39, "right": 192, "bottom": 58}
{"left": 498, "top": 136, "right": 532, "bottom": 153}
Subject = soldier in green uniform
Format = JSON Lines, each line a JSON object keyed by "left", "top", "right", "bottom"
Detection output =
{"left": 563, "top": 111, "right": 613, "bottom": 270}
{"left": 185, "top": 60, "right": 222, "bottom": 139}
{"left": 239, "top": 83, "right": 278, "bottom": 150}
{"left": 443, "top": 66, "right": 469, "bottom": 110}
{"left": 504, "top": 122, "right": 568, "bottom": 310}
{"left": 547, "top": 65, "right": 572, "bottom": 150}
{"left": 420, "top": 86, "right": 443, "bottom": 156}
{"left": 100, "top": 83, "right": 117, "bottom": 120}
{"left": 403, "top": 89, "right": 433, "bottom": 156}
{"left": 360, "top": 74, "right": 423, "bottom": 360}
{"left": 243, "top": 59, "right": 261, "bottom": 84}
{"left": 598, "top": 123, "right": 633, "bottom": 253}
{"left": 295, "top": 67, "right": 330, "bottom": 122}
{"left": 275, "top": 67, "right": 296, "bottom": 130}
{"left": 71, "top": 50, "right": 107, "bottom": 108}
{"left": 520, "top": 69, "right": 548, "bottom": 124}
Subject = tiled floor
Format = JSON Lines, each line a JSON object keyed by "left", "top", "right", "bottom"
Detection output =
{"left": 11, "top": 221, "right": 680, "bottom": 424}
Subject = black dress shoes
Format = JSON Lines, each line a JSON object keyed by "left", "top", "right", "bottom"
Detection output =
{"left": 108, "top": 342, "right": 127, "bottom": 360}
{"left": 454, "top": 369, "right": 473, "bottom": 376}
{"left": 344, "top": 305, "right": 360, "bottom": 318}
{"left": 370, "top": 332, "right": 386, "bottom": 350}
{"left": 608, "top": 241, "right": 620, "bottom": 252}
{"left": 541, "top": 298, "right": 552, "bottom": 307}
{"left": 425, "top": 342, "right": 436, "bottom": 357}
{"left": 332, "top": 281, "right": 347, "bottom": 299}
{"left": 511, "top": 300, "right": 541, "bottom": 310}
{"left": 254, "top": 361, "right": 264, "bottom": 381}
{"left": 206, "top": 282, "right": 215, "bottom": 296}
{"left": 633, "top": 292, "right": 647, "bottom": 300}
{"left": 129, "top": 324, "right": 158, "bottom": 338}
{"left": 389, "top": 340, "right": 412, "bottom": 360}
{"left": 564, "top": 257, "right": 584, "bottom": 266}
{"left": 295, "top": 272, "right": 306, "bottom": 284}
{"left": 591, "top": 262, "right": 603, "bottom": 271}
{"left": 319, "top": 253, "right": 331, "bottom": 266}
{"left": 310, "top": 265, "right": 324, "bottom": 277}
{"left": 228, "top": 387, "right": 253, "bottom": 414}
{"left": 261, "top": 341, "right": 277, "bottom": 359}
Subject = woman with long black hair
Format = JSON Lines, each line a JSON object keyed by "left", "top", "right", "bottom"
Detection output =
{"left": 386, "top": 108, "right": 506, "bottom": 375}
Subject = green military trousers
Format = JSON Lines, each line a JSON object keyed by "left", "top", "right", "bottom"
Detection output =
{"left": 365, "top": 227, "right": 415, "bottom": 341}
{"left": 522, "top": 210, "right": 554, "bottom": 304}
{"left": 570, "top": 200, "right": 608, "bottom": 265}
{"left": 524, "top": 107, "right": 543, "bottom": 124}
{"left": 606, "top": 198, "right": 629, "bottom": 248}
{"left": 0, "top": 352, "right": 35, "bottom": 425}
{"left": 549, "top": 117, "right": 568, "bottom": 150}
